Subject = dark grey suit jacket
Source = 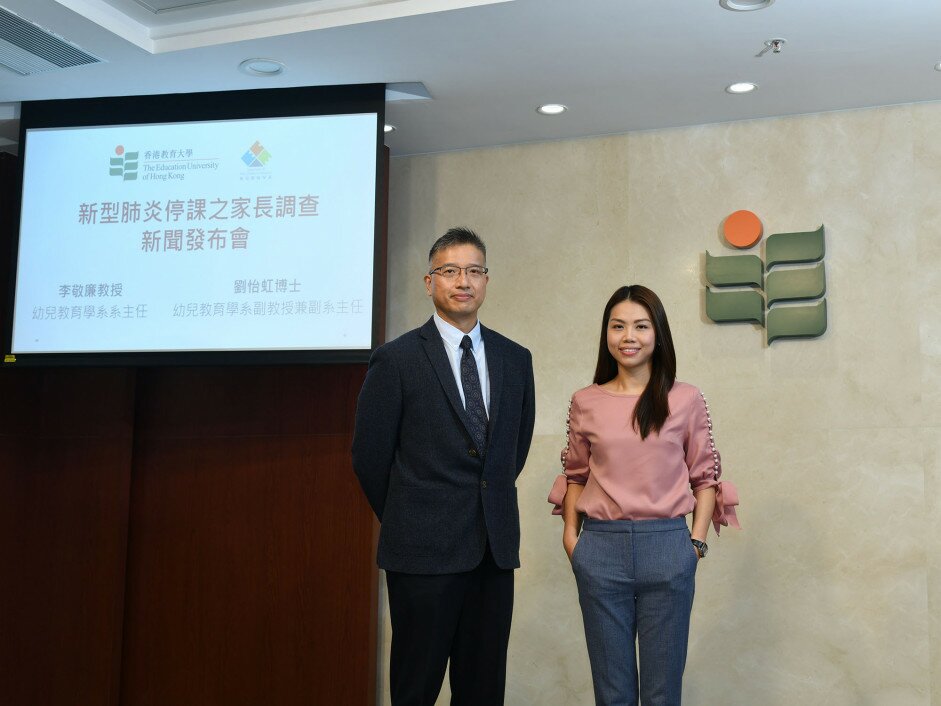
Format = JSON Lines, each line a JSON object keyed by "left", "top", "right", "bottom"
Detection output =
{"left": 351, "top": 317, "right": 535, "bottom": 574}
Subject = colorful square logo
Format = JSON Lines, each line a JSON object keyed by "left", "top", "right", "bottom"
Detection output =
{"left": 241, "top": 141, "right": 272, "bottom": 168}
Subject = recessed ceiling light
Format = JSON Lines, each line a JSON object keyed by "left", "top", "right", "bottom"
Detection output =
{"left": 537, "top": 103, "right": 567, "bottom": 115}
{"left": 719, "top": 0, "right": 774, "bottom": 10}
{"left": 935, "top": 62, "right": 941, "bottom": 72}
{"left": 726, "top": 82, "right": 758, "bottom": 94}
{"left": 238, "top": 58, "right": 285, "bottom": 77}
{"left": 384, "top": 124, "right": 396, "bottom": 134}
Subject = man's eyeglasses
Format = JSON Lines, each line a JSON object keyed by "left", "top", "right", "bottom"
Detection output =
{"left": 428, "top": 265, "right": 489, "bottom": 279}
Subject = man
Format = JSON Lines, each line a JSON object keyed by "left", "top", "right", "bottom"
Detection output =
{"left": 352, "top": 227, "right": 535, "bottom": 705}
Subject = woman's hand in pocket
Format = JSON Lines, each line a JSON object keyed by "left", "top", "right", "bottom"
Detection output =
{"left": 563, "top": 530, "right": 579, "bottom": 562}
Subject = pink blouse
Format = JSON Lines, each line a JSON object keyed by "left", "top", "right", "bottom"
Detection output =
{"left": 547, "top": 382, "right": 740, "bottom": 533}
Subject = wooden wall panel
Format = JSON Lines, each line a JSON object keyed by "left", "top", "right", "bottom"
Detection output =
{"left": 0, "top": 368, "right": 136, "bottom": 706}
{"left": 119, "top": 365, "right": 376, "bottom": 706}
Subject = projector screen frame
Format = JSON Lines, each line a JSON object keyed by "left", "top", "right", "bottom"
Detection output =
{"left": 2, "top": 83, "right": 387, "bottom": 367}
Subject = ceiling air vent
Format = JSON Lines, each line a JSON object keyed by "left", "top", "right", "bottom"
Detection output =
{"left": 0, "top": 5, "right": 103, "bottom": 75}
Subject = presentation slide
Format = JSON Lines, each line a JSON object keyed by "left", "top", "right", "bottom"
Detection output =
{"left": 11, "top": 113, "right": 377, "bottom": 354}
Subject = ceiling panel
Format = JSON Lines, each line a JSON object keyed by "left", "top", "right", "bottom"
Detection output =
{"left": 1, "top": 0, "right": 940, "bottom": 156}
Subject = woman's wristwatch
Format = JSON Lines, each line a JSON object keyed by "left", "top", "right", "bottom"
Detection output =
{"left": 690, "top": 539, "right": 708, "bottom": 558}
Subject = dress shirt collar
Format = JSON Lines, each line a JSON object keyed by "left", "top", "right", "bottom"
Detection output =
{"left": 433, "top": 313, "right": 483, "bottom": 351}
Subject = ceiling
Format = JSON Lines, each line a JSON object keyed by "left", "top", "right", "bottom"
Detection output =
{"left": 3, "top": 0, "right": 941, "bottom": 157}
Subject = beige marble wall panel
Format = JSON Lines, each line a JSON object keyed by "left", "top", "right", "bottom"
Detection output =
{"left": 687, "top": 426, "right": 927, "bottom": 704}
{"left": 508, "top": 435, "right": 593, "bottom": 705}
{"left": 385, "top": 155, "right": 441, "bottom": 340}
{"left": 912, "top": 106, "right": 941, "bottom": 432}
{"left": 912, "top": 105, "right": 941, "bottom": 706}
{"left": 926, "top": 435, "right": 940, "bottom": 705}
{"left": 388, "top": 137, "right": 633, "bottom": 436}
{"left": 625, "top": 107, "right": 932, "bottom": 704}
{"left": 377, "top": 103, "right": 941, "bottom": 705}
{"left": 625, "top": 107, "right": 921, "bottom": 434}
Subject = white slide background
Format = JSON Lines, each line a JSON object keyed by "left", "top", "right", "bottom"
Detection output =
{"left": 12, "top": 113, "right": 377, "bottom": 354}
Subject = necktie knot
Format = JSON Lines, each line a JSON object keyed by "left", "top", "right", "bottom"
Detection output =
{"left": 460, "top": 335, "right": 473, "bottom": 353}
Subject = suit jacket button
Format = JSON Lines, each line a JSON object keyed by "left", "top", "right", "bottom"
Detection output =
{"left": 468, "top": 448, "right": 479, "bottom": 458}
{"left": 481, "top": 480, "right": 487, "bottom": 489}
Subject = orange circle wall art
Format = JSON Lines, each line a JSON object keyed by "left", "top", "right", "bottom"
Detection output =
{"left": 723, "top": 210, "right": 762, "bottom": 248}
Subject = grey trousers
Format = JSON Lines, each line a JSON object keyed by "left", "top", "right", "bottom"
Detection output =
{"left": 571, "top": 517, "right": 697, "bottom": 706}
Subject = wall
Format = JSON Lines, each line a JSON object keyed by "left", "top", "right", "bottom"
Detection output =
{"left": 381, "top": 103, "right": 940, "bottom": 704}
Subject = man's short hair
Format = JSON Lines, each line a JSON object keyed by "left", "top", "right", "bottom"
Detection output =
{"left": 428, "top": 227, "right": 487, "bottom": 262}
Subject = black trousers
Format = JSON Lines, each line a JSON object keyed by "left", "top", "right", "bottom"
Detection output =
{"left": 385, "top": 546, "right": 514, "bottom": 706}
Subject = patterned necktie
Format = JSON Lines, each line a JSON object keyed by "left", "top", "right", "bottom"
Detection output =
{"left": 460, "top": 335, "right": 488, "bottom": 453}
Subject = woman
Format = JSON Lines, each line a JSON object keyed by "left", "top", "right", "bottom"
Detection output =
{"left": 547, "top": 285, "right": 739, "bottom": 706}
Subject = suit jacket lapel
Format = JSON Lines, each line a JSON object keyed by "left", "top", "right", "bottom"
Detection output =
{"left": 419, "top": 317, "right": 475, "bottom": 435}
{"left": 482, "top": 325, "right": 503, "bottom": 437}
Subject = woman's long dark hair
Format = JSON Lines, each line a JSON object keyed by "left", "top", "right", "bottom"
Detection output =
{"left": 593, "top": 285, "right": 676, "bottom": 439}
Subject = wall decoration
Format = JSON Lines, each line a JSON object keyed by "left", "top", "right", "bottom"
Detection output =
{"left": 705, "top": 211, "right": 827, "bottom": 344}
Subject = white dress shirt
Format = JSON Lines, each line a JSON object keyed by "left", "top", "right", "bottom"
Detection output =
{"left": 432, "top": 312, "right": 490, "bottom": 416}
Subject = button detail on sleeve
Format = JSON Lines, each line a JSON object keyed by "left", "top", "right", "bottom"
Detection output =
{"left": 700, "top": 391, "right": 720, "bottom": 479}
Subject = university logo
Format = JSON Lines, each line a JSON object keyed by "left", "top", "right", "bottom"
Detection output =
{"left": 704, "top": 210, "right": 827, "bottom": 344}
{"left": 241, "top": 140, "right": 272, "bottom": 168}
{"left": 109, "top": 145, "right": 138, "bottom": 181}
